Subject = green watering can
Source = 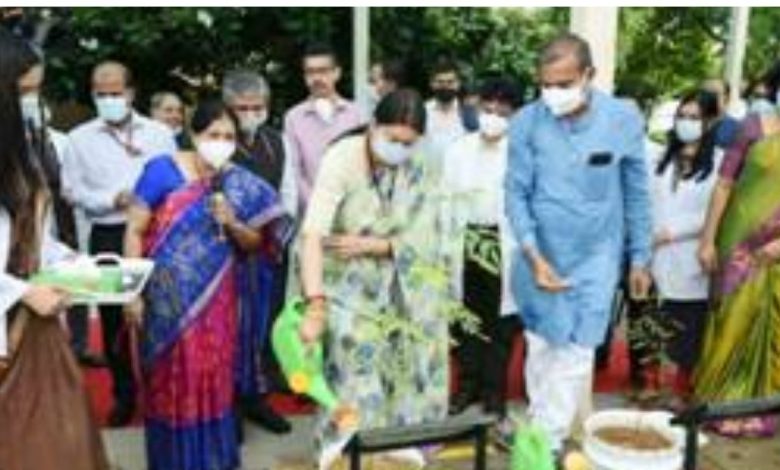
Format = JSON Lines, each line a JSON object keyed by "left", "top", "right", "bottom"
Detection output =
{"left": 511, "top": 422, "right": 556, "bottom": 470}
{"left": 271, "top": 297, "right": 339, "bottom": 410}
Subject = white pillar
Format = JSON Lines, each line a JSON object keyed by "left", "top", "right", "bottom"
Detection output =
{"left": 570, "top": 7, "right": 619, "bottom": 94}
{"left": 724, "top": 7, "right": 751, "bottom": 114}
{"left": 353, "top": 7, "right": 370, "bottom": 112}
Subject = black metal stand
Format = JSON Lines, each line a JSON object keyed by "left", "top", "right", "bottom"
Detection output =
{"left": 672, "top": 394, "right": 780, "bottom": 470}
{"left": 345, "top": 413, "right": 495, "bottom": 470}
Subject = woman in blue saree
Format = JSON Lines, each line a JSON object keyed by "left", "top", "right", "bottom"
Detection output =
{"left": 124, "top": 100, "right": 289, "bottom": 470}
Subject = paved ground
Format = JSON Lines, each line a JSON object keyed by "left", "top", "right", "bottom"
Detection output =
{"left": 102, "top": 393, "right": 780, "bottom": 470}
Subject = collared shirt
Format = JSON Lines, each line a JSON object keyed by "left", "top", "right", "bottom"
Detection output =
{"left": 61, "top": 112, "right": 176, "bottom": 225}
{"left": 423, "top": 99, "right": 468, "bottom": 179}
{"left": 442, "top": 132, "right": 518, "bottom": 315}
{"left": 505, "top": 90, "right": 651, "bottom": 347}
{"left": 283, "top": 96, "right": 363, "bottom": 211}
{"left": 649, "top": 143, "right": 722, "bottom": 300}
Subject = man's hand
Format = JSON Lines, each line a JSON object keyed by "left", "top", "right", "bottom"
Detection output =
{"left": 114, "top": 191, "right": 134, "bottom": 210}
{"left": 530, "top": 255, "right": 570, "bottom": 293}
{"left": 628, "top": 267, "right": 652, "bottom": 300}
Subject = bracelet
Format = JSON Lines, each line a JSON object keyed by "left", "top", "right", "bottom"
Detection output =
{"left": 304, "top": 294, "right": 328, "bottom": 306}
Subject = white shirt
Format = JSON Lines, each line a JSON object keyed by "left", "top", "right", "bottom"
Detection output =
{"left": 0, "top": 207, "right": 72, "bottom": 357}
{"left": 649, "top": 144, "right": 722, "bottom": 300}
{"left": 48, "top": 127, "right": 69, "bottom": 161}
{"left": 61, "top": 112, "right": 176, "bottom": 225}
{"left": 280, "top": 135, "right": 300, "bottom": 220}
{"left": 442, "top": 132, "right": 518, "bottom": 316}
{"left": 424, "top": 100, "right": 468, "bottom": 179}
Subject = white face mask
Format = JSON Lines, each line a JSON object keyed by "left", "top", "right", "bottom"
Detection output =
{"left": 94, "top": 95, "right": 130, "bottom": 124}
{"left": 238, "top": 110, "right": 268, "bottom": 137}
{"left": 541, "top": 83, "right": 586, "bottom": 117}
{"left": 675, "top": 118, "right": 703, "bottom": 143}
{"left": 313, "top": 97, "right": 335, "bottom": 123}
{"left": 370, "top": 131, "right": 415, "bottom": 166}
{"left": 749, "top": 98, "right": 776, "bottom": 117}
{"left": 478, "top": 112, "right": 509, "bottom": 139}
{"left": 20, "top": 93, "right": 43, "bottom": 129}
{"left": 197, "top": 140, "right": 236, "bottom": 169}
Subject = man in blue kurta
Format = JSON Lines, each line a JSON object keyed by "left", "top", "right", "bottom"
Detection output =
{"left": 505, "top": 33, "right": 652, "bottom": 451}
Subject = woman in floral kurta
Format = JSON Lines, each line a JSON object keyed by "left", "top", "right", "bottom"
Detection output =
{"left": 298, "top": 90, "right": 451, "bottom": 468}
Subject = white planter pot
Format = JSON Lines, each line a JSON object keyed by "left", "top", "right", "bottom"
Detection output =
{"left": 583, "top": 409, "right": 706, "bottom": 470}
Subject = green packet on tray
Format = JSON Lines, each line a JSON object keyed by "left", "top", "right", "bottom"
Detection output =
{"left": 30, "top": 254, "right": 154, "bottom": 305}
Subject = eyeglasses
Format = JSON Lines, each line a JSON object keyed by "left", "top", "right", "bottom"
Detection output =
{"left": 232, "top": 104, "right": 265, "bottom": 113}
{"left": 304, "top": 66, "right": 335, "bottom": 76}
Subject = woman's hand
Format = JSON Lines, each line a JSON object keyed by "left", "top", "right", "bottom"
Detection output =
{"left": 124, "top": 297, "right": 144, "bottom": 327}
{"left": 755, "top": 239, "right": 780, "bottom": 265}
{"left": 22, "top": 285, "right": 69, "bottom": 317}
{"left": 697, "top": 238, "right": 718, "bottom": 273}
{"left": 299, "top": 300, "right": 327, "bottom": 345}
{"left": 210, "top": 193, "right": 237, "bottom": 227}
{"left": 324, "top": 235, "right": 390, "bottom": 259}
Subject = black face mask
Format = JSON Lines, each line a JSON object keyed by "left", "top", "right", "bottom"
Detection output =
{"left": 433, "top": 88, "right": 458, "bottom": 104}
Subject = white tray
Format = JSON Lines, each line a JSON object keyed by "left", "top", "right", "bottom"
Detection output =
{"left": 52, "top": 254, "right": 155, "bottom": 306}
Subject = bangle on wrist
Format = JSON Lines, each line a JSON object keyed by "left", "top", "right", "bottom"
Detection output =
{"left": 305, "top": 294, "right": 327, "bottom": 306}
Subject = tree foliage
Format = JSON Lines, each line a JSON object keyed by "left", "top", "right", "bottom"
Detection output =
{"left": 4, "top": 6, "right": 780, "bottom": 127}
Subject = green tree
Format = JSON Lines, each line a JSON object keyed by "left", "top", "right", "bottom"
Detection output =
{"left": 745, "top": 7, "right": 780, "bottom": 86}
{"left": 615, "top": 7, "right": 730, "bottom": 108}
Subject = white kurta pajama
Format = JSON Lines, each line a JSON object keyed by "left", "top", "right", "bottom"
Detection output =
{"left": 505, "top": 92, "right": 652, "bottom": 450}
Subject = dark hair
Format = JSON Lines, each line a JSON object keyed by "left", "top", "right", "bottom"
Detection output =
{"left": 0, "top": 29, "right": 45, "bottom": 215}
{"left": 374, "top": 88, "right": 426, "bottom": 134}
{"left": 539, "top": 33, "right": 593, "bottom": 71}
{"left": 656, "top": 89, "right": 719, "bottom": 182}
{"left": 479, "top": 76, "right": 523, "bottom": 109}
{"left": 430, "top": 57, "right": 459, "bottom": 79}
{"left": 190, "top": 98, "right": 239, "bottom": 136}
{"left": 762, "top": 60, "right": 780, "bottom": 104}
{"left": 302, "top": 41, "right": 338, "bottom": 67}
{"left": 379, "top": 58, "right": 406, "bottom": 88}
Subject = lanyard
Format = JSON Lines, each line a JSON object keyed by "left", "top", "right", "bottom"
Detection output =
{"left": 105, "top": 121, "right": 142, "bottom": 157}
{"left": 365, "top": 139, "right": 397, "bottom": 215}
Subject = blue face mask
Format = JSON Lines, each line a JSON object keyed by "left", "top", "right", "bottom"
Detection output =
{"left": 94, "top": 95, "right": 129, "bottom": 123}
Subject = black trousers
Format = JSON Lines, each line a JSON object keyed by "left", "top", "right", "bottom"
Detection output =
{"left": 453, "top": 225, "right": 518, "bottom": 413}
{"left": 258, "top": 249, "right": 291, "bottom": 395}
{"left": 66, "top": 305, "right": 90, "bottom": 355}
{"left": 89, "top": 224, "right": 135, "bottom": 409}
{"left": 659, "top": 300, "right": 709, "bottom": 372}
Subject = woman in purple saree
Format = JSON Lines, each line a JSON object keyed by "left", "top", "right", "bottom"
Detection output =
{"left": 124, "top": 100, "right": 289, "bottom": 470}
